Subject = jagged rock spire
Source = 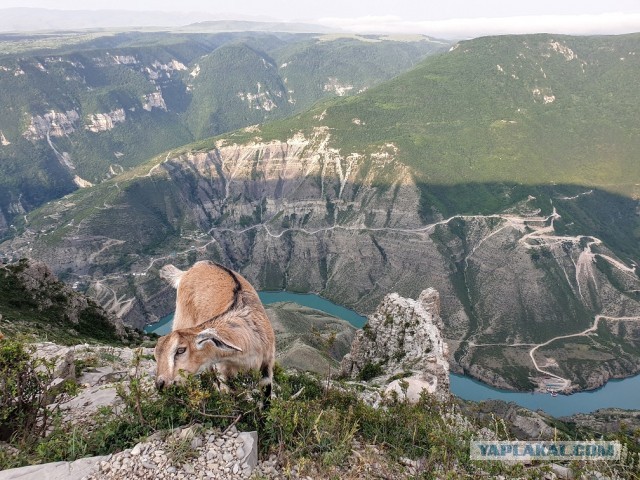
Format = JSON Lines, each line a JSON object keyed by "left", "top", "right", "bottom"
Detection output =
{"left": 341, "top": 288, "right": 450, "bottom": 401}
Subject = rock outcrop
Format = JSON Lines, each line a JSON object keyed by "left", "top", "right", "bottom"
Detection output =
{"left": 72, "top": 175, "right": 94, "bottom": 188}
{"left": 23, "top": 110, "right": 80, "bottom": 140}
{"left": 0, "top": 259, "right": 126, "bottom": 338}
{"left": 341, "top": 288, "right": 450, "bottom": 401}
{"left": 85, "top": 109, "right": 126, "bottom": 132}
{"left": 142, "top": 92, "right": 167, "bottom": 111}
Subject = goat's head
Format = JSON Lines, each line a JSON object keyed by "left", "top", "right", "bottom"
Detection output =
{"left": 153, "top": 327, "right": 243, "bottom": 390}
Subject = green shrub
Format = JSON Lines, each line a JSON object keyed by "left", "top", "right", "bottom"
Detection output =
{"left": 357, "top": 361, "right": 383, "bottom": 381}
{"left": 362, "top": 324, "right": 377, "bottom": 341}
{"left": 0, "top": 338, "right": 76, "bottom": 446}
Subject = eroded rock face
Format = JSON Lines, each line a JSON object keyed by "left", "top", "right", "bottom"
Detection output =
{"left": 5, "top": 126, "right": 639, "bottom": 392}
{"left": 23, "top": 110, "right": 80, "bottom": 140}
{"left": 142, "top": 92, "right": 167, "bottom": 111}
{"left": 4, "top": 259, "right": 126, "bottom": 337}
{"left": 341, "top": 288, "right": 450, "bottom": 401}
{"left": 85, "top": 109, "right": 126, "bottom": 132}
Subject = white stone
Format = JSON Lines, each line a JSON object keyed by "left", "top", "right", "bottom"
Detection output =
{"left": 0, "top": 455, "right": 109, "bottom": 480}
{"left": 85, "top": 109, "right": 126, "bottom": 132}
{"left": 237, "top": 431, "right": 258, "bottom": 469}
{"left": 142, "top": 92, "right": 167, "bottom": 111}
{"left": 235, "top": 447, "right": 244, "bottom": 459}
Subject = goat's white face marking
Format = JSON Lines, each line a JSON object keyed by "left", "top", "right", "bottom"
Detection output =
{"left": 155, "top": 334, "right": 190, "bottom": 385}
{"left": 167, "top": 336, "right": 181, "bottom": 374}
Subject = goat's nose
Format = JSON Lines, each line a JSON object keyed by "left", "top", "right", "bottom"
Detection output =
{"left": 156, "top": 378, "right": 165, "bottom": 391}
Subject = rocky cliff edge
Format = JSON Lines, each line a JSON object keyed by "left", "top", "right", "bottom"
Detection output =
{"left": 341, "top": 288, "right": 450, "bottom": 401}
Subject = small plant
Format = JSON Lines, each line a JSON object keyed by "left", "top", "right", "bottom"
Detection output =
{"left": 74, "top": 356, "right": 98, "bottom": 377}
{"left": 0, "top": 338, "right": 75, "bottom": 446}
{"left": 362, "top": 324, "right": 377, "bottom": 341}
{"left": 392, "top": 349, "right": 406, "bottom": 361}
{"left": 166, "top": 433, "right": 198, "bottom": 466}
{"left": 357, "top": 361, "right": 383, "bottom": 381}
{"left": 388, "top": 371, "right": 413, "bottom": 382}
{"left": 325, "top": 331, "right": 337, "bottom": 349}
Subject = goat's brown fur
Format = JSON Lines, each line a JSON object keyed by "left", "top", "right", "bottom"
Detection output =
{"left": 160, "top": 261, "right": 251, "bottom": 331}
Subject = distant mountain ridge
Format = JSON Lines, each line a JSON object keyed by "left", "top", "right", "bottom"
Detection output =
{"left": 0, "top": 8, "right": 336, "bottom": 33}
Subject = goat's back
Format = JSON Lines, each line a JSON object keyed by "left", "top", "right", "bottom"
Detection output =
{"left": 173, "top": 261, "right": 259, "bottom": 330}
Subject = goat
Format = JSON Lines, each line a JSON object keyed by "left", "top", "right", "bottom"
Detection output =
{"left": 154, "top": 261, "right": 275, "bottom": 399}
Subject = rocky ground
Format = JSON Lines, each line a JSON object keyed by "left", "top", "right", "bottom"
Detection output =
{"left": 87, "top": 425, "right": 257, "bottom": 480}
{"left": 31, "top": 341, "right": 155, "bottom": 427}
{"left": 83, "top": 427, "right": 423, "bottom": 480}
{"left": 0, "top": 290, "right": 455, "bottom": 479}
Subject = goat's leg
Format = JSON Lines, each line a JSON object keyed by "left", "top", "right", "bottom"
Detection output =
{"left": 259, "top": 362, "right": 274, "bottom": 407}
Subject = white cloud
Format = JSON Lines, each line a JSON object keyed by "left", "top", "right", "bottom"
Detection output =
{"left": 320, "top": 13, "right": 640, "bottom": 39}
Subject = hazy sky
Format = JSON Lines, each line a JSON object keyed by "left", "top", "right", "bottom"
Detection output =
{"left": 3, "top": 0, "right": 640, "bottom": 37}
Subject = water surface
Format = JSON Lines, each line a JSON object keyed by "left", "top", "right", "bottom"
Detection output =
{"left": 450, "top": 373, "right": 640, "bottom": 417}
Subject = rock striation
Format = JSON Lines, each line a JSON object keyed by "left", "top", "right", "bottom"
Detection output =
{"left": 341, "top": 288, "right": 450, "bottom": 401}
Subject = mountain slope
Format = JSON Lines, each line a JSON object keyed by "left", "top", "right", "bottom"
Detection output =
{"left": 2, "top": 33, "right": 639, "bottom": 392}
{"left": 255, "top": 33, "right": 640, "bottom": 196}
{"left": 0, "top": 258, "right": 127, "bottom": 344}
{"left": 267, "top": 301, "right": 355, "bottom": 375}
{"left": 0, "top": 31, "right": 447, "bottom": 234}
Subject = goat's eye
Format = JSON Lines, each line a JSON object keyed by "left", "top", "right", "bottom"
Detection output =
{"left": 176, "top": 347, "right": 186, "bottom": 355}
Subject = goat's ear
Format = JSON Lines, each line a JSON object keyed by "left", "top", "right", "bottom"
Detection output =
{"left": 159, "top": 264, "right": 184, "bottom": 289}
{"left": 195, "top": 328, "right": 243, "bottom": 352}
